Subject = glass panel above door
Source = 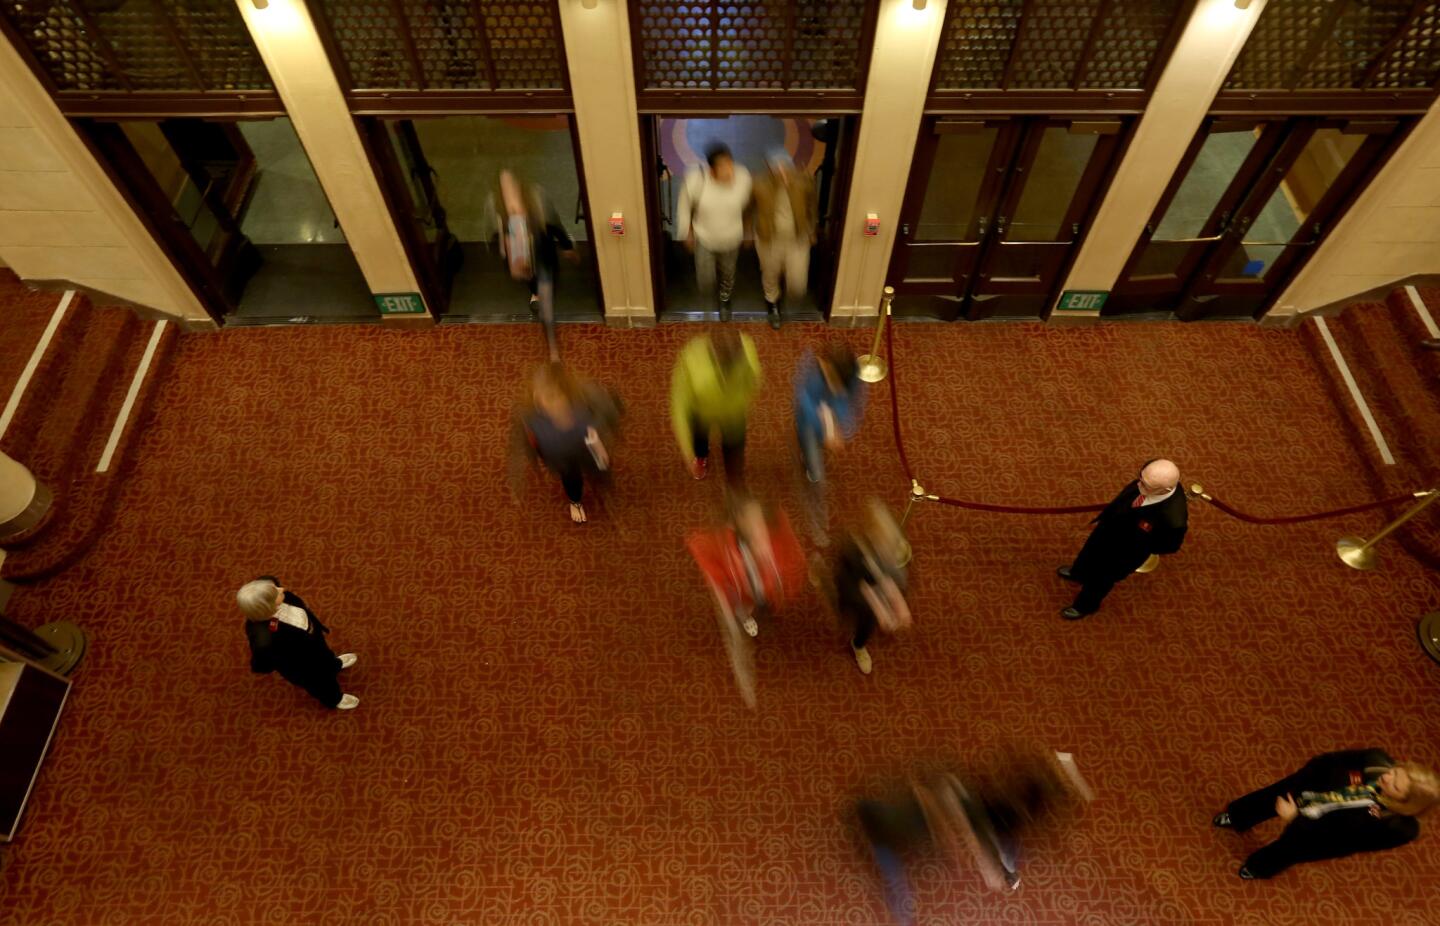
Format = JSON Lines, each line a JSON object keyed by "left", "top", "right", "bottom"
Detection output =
{"left": 915, "top": 128, "right": 997, "bottom": 241}
{"left": 1151, "top": 126, "right": 1260, "bottom": 240}
{"left": 1007, "top": 128, "right": 1097, "bottom": 241}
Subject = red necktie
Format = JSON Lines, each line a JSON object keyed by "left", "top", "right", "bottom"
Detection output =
{"left": 1132, "top": 494, "right": 1145, "bottom": 508}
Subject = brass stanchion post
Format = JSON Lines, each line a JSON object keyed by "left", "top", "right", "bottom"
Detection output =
{"left": 1336, "top": 489, "right": 1440, "bottom": 570}
{"left": 896, "top": 479, "right": 937, "bottom": 567}
{"left": 858, "top": 286, "right": 893, "bottom": 384}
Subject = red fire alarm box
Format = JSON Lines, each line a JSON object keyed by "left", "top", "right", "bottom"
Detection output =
{"left": 609, "top": 213, "right": 625, "bottom": 236}
{"left": 864, "top": 213, "right": 880, "bottom": 237}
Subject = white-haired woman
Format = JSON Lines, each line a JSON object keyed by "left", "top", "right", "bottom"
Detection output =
{"left": 239, "top": 576, "right": 359, "bottom": 710}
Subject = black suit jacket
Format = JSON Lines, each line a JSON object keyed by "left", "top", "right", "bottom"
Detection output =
{"left": 244, "top": 579, "right": 332, "bottom": 683}
{"left": 1257, "top": 749, "right": 1420, "bottom": 875}
{"left": 1077, "top": 483, "right": 1188, "bottom": 581}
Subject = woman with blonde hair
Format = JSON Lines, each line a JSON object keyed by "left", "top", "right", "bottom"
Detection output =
{"left": 512, "top": 363, "right": 620, "bottom": 524}
{"left": 1213, "top": 748, "right": 1439, "bottom": 878}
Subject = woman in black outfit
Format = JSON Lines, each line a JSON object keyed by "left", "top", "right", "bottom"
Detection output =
{"left": 1213, "top": 748, "right": 1438, "bottom": 878}
{"left": 239, "top": 576, "right": 359, "bottom": 710}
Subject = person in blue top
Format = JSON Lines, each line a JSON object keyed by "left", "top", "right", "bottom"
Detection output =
{"left": 794, "top": 343, "right": 866, "bottom": 543}
{"left": 794, "top": 343, "right": 865, "bottom": 484}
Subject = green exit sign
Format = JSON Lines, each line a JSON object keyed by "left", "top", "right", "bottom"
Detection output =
{"left": 1057, "top": 290, "right": 1108, "bottom": 312}
{"left": 374, "top": 292, "right": 426, "bottom": 315}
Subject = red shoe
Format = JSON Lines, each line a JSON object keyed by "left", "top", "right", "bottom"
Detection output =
{"left": 690, "top": 457, "right": 709, "bottom": 480}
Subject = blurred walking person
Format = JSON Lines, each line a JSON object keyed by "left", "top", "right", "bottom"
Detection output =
{"left": 671, "top": 329, "right": 761, "bottom": 485}
{"left": 855, "top": 751, "right": 1093, "bottom": 922}
{"left": 493, "top": 169, "right": 579, "bottom": 360}
{"left": 794, "top": 343, "right": 865, "bottom": 542}
{"left": 677, "top": 143, "right": 752, "bottom": 321}
{"left": 688, "top": 494, "right": 805, "bottom": 707}
{"left": 512, "top": 363, "right": 621, "bottom": 524}
{"left": 752, "top": 149, "right": 817, "bottom": 329}
{"left": 813, "top": 499, "right": 909, "bottom": 675}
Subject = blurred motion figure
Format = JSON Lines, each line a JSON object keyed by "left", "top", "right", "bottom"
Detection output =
{"left": 855, "top": 751, "right": 1094, "bottom": 923}
{"left": 671, "top": 329, "right": 761, "bottom": 485}
{"left": 512, "top": 363, "right": 621, "bottom": 524}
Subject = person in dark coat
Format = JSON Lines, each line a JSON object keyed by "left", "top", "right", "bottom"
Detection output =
{"left": 1213, "top": 749, "right": 1438, "bottom": 879}
{"left": 239, "top": 576, "right": 359, "bottom": 710}
{"left": 1056, "top": 459, "right": 1187, "bottom": 619}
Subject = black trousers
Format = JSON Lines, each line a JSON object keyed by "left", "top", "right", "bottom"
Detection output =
{"left": 1068, "top": 530, "right": 1140, "bottom": 615}
{"left": 691, "top": 416, "right": 746, "bottom": 483}
{"left": 279, "top": 632, "right": 343, "bottom": 708}
{"left": 847, "top": 604, "right": 876, "bottom": 649}
{"left": 1226, "top": 766, "right": 1332, "bottom": 878}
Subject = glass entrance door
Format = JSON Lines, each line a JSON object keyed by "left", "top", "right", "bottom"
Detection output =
{"left": 1110, "top": 117, "right": 1407, "bottom": 319}
{"left": 81, "top": 116, "right": 374, "bottom": 324}
{"left": 889, "top": 116, "right": 1126, "bottom": 320}
{"left": 362, "top": 114, "right": 600, "bottom": 323}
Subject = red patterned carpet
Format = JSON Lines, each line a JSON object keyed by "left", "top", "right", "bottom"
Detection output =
{"left": 3, "top": 308, "right": 1440, "bottom": 925}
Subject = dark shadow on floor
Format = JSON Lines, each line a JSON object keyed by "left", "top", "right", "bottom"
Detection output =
{"left": 658, "top": 240, "right": 827, "bottom": 324}
{"left": 230, "top": 244, "right": 376, "bottom": 325}
{"left": 445, "top": 241, "right": 603, "bottom": 322}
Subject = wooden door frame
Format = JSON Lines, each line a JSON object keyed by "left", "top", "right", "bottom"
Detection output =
{"left": 638, "top": 111, "right": 862, "bottom": 320}
{"left": 888, "top": 116, "right": 1023, "bottom": 321}
{"left": 71, "top": 118, "right": 232, "bottom": 324}
{"left": 1107, "top": 117, "right": 1291, "bottom": 315}
{"left": 1177, "top": 116, "right": 1415, "bottom": 320}
{"left": 354, "top": 116, "right": 449, "bottom": 319}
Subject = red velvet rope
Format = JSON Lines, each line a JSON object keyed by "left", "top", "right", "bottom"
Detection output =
{"left": 880, "top": 311, "right": 1423, "bottom": 523}
{"left": 884, "top": 314, "right": 1105, "bottom": 515}
{"left": 1201, "top": 493, "right": 1416, "bottom": 525}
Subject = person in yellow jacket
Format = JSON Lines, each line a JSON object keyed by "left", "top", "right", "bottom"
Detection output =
{"left": 671, "top": 329, "right": 761, "bottom": 484}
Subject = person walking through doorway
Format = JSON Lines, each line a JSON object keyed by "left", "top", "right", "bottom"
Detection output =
{"left": 753, "top": 149, "right": 817, "bottom": 329}
{"left": 493, "top": 169, "right": 578, "bottom": 361}
{"left": 1055, "top": 459, "right": 1187, "bottom": 620}
{"left": 677, "top": 143, "right": 752, "bottom": 321}
{"left": 239, "top": 576, "right": 359, "bottom": 710}
{"left": 671, "top": 329, "right": 761, "bottom": 485}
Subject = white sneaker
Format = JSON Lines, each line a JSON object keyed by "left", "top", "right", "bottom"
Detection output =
{"left": 338, "top": 653, "right": 357, "bottom": 670}
{"left": 742, "top": 616, "right": 759, "bottom": 637}
{"left": 852, "top": 645, "right": 872, "bottom": 675}
{"left": 337, "top": 694, "right": 359, "bottom": 710}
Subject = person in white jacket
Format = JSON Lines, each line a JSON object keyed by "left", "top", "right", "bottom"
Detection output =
{"left": 677, "top": 143, "right": 752, "bottom": 321}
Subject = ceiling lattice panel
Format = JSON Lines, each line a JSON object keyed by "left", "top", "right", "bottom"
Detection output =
{"left": 634, "top": 0, "right": 872, "bottom": 91}
{"left": 934, "top": 0, "right": 1180, "bottom": 91}
{"left": 1296, "top": 0, "right": 1415, "bottom": 88}
{"left": 933, "top": 0, "right": 1023, "bottom": 90}
{"left": 1228, "top": 0, "right": 1440, "bottom": 90}
{"left": 1368, "top": 3, "right": 1440, "bottom": 87}
{"left": 0, "top": 0, "right": 270, "bottom": 92}
{"left": 1009, "top": 0, "right": 1103, "bottom": 89}
{"left": 1079, "top": 0, "right": 1184, "bottom": 89}
{"left": 314, "top": 0, "right": 564, "bottom": 91}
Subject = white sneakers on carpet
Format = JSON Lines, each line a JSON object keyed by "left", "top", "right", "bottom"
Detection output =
{"left": 337, "top": 654, "right": 359, "bottom": 710}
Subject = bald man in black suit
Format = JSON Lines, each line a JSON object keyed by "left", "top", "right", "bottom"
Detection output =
{"left": 1056, "top": 459, "right": 1188, "bottom": 620}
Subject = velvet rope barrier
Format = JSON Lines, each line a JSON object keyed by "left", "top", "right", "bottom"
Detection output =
{"left": 883, "top": 310, "right": 1105, "bottom": 515}
{"left": 880, "top": 308, "right": 1430, "bottom": 524}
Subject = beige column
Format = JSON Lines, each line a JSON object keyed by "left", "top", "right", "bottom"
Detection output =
{"left": 1053, "top": 0, "right": 1267, "bottom": 320}
{"left": 0, "top": 33, "right": 215, "bottom": 329}
{"left": 1268, "top": 96, "right": 1440, "bottom": 322}
{"left": 832, "top": 0, "right": 949, "bottom": 322}
{"left": 557, "top": 0, "right": 654, "bottom": 324}
{"left": 234, "top": 0, "right": 427, "bottom": 326}
{"left": 0, "top": 451, "right": 50, "bottom": 541}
